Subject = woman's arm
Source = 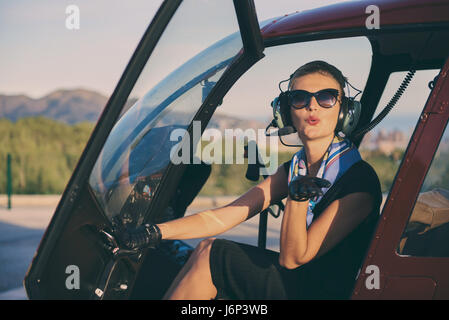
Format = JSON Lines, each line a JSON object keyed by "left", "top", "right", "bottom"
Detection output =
{"left": 279, "top": 192, "right": 374, "bottom": 269}
{"left": 157, "top": 164, "right": 289, "bottom": 240}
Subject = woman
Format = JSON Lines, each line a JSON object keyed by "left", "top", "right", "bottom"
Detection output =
{"left": 119, "top": 61, "right": 383, "bottom": 299}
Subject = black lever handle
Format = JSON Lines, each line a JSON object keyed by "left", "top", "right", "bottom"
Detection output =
{"left": 98, "top": 229, "right": 142, "bottom": 261}
{"left": 244, "top": 141, "right": 267, "bottom": 181}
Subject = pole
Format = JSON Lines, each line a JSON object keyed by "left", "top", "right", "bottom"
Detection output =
{"left": 258, "top": 210, "right": 267, "bottom": 249}
{"left": 7, "top": 153, "right": 12, "bottom": 209}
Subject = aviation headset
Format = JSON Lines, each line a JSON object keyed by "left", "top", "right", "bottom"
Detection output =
{"left": 270, "top": 73, "right": 362, "bottom": 138}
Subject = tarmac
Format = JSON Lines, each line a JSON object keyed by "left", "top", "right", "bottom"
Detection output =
{"left": 0, "top": 195, "right": 283, "bottom": 300}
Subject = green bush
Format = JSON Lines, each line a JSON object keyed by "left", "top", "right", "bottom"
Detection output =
{"left": 0, "top": 117, "right": 94, "bottom": 194}
{"left": 0, "top": 117, "right": 413, "bottom": 196}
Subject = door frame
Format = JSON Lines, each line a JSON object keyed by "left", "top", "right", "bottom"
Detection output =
{"left": 352, "top": 55, "right": 449, "bottom": 299}
{"left": 24, "top": 0, "right": 183, "bottom": 298}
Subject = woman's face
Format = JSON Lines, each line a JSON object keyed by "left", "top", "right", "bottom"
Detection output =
{"left": 290, "top": 72, "right": 342, "bottom": 142}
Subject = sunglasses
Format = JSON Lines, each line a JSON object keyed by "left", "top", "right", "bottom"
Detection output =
{"left": 288, "top": 88, "right": 340, "bottom": 109}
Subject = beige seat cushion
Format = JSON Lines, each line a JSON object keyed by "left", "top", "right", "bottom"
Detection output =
{"left": 399, "top": 188, "right": 449, "bottom": 254}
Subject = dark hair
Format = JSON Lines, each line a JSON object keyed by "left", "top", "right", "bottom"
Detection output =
{"left": 288, "top": 60, "right": 347, "bottom": 96}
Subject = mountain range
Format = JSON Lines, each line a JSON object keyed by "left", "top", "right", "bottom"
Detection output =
{"left": 0, "top": 89, "right": 267, "bottom": 130}
{"left": 0, "top": 89, "right": 109, "bottom": 124}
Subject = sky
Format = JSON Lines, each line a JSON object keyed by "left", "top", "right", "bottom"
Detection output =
{"left": 0, "top": 0, "right": 440, "bottom": 122}
{"left": 0, "top": 0, "right": 346, "bottom": 98}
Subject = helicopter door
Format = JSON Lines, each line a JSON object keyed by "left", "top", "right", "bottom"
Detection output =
{"left": 24, "top": 0, "right": 260, "bottom": 299}
{"left": 353, "top": 56, "right": 449, "bottom": 299}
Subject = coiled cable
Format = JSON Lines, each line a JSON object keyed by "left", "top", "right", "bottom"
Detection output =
{"left": 351, "top": 69, "right": 416, "bottom": 141}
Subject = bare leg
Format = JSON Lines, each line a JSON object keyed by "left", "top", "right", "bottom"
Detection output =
{"left": 163, "top": 238, "right": 218, "bottom": 300}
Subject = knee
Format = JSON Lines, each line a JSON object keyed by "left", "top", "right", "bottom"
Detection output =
{"left": 196, "top": 237, "right": 216, "bottom": 252}
{"left": 192, "top": 238, "right": 216, "bottom": 261}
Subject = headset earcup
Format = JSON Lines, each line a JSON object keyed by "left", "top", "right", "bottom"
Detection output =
{"left": 337, "top": 97, "right": 361, "bottom": 137}
{"left": 335, "top": 97, "right": 348, "bottom": 136}
{"left": 271, "top": 97, "right": 283, "bottom": 129}
{"left": 347, "top": 100, "right": 361, "bottom": 135}
{"left": 279, "top": 92, "right": 294, "bottom": 129}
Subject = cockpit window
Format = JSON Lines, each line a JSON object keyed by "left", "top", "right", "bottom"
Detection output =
{"left": 88, "top": 1, "right": 242, "bottom": 226}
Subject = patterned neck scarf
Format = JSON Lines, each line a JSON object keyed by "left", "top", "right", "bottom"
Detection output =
{"left": 287, "top": 135, "right": 362, "bottom": 228}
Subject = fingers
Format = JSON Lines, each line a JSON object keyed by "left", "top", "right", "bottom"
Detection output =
{"left": 311, "top": 177, "right": 332, "bottom": 188}
{"left": 306, "top": 184, "right": 324, "bottom": 198}
{"left": 288, "top": 175, "right": 331, "bottom": 202}
{"left": 304, "top": 184, "right": 317, "bottom": 198}
{"left": 289, "top": 181, "right": 306, "bottom": 201}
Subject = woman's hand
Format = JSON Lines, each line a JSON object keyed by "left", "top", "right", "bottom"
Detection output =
{"left": 288, "top": 175, "right": 331, "bottom": 201}
{"left": 113, "top": 220, "right": 162, "bottom": 250}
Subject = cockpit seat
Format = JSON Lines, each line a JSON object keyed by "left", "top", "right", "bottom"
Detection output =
{"left": 399, "top": 188, "right": 449, "bottom": 257}
{"left": 169, "top": 161, "right": 212, "bottom": 219}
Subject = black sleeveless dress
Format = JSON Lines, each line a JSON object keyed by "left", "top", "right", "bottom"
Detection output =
{"left": 209, "top": 160, "right": 382, "bottom": 299}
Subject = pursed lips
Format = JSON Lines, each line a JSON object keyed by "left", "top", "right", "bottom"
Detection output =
{"left": 306, "top": 116, "right": 320, "bottom": 125}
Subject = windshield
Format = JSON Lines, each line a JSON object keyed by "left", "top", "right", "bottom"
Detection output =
{"left": 89, "top": 31, "right": 242, "bottom": 226}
